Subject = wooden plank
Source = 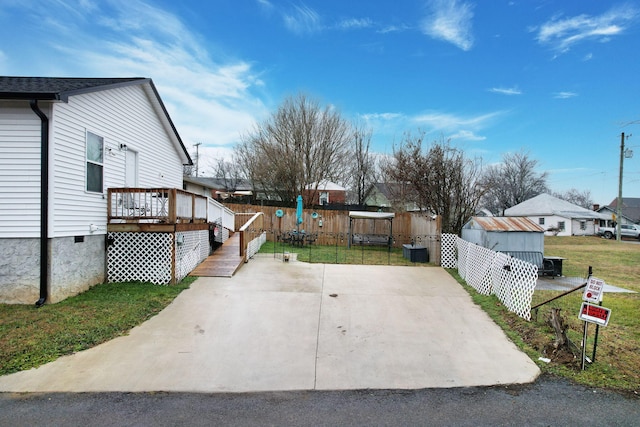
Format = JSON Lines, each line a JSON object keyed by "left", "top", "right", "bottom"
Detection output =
{"left": 189, "top": 233, "right": 244, "bottom": 278}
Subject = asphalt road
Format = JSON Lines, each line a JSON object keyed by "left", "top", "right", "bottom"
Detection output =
{"left": 1, "top": 375, "right": 638, "bottom": 426}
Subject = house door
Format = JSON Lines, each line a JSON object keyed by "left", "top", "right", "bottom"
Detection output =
{"left": 125, "top": 149, "right": 138, "bottom": 187}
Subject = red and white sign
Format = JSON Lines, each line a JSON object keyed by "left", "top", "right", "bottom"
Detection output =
{"left": 583, "top": 277, "right": 605, "bottom": 303}
{"left": 578, "top": 302, "right": 611, "bottom": 327}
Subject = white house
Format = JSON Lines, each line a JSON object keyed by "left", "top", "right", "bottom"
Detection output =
{"left": 0, "top": 77, "right": 192, "bottom": 304}
{"left": 504, "top": 193, "right": 609, "bottom": 237}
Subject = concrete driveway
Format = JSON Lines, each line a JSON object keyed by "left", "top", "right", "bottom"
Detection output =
{"left": 0, "top": 257, "right": 539, "bottom": 392}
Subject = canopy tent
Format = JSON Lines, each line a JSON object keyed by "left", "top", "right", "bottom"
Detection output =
{"left": 348, "top": 211, "right": 395, "bottom": 248}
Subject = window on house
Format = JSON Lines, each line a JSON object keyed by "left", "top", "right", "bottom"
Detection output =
{"left": 538, "top": 218, "right": 545, "bottom": 225}
{"left": 86, "top": 131, "right": 104, "bottom": 193}
{"left": 580, "top": 221, "right": 586, "bottom": 230}
{"left": 319, "top": 192, "right": 329, "bottom": 205}
{"left": 558, "top": 221, "right": 565, "bottom": 231}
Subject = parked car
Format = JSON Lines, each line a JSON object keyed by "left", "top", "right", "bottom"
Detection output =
{"left": 597, "top": 224, "right": 640, "bottom": 239}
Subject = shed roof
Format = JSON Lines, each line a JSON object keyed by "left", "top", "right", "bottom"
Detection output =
{"left": 467, "top": 216, "right": 544, "bottom": 232}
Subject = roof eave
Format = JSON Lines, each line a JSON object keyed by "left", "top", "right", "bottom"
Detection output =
{"left": 142, "top": 80, "right": 193, "bottom": 166}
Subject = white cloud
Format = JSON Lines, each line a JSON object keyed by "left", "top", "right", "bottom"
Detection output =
{"left": 553, "top": 91, "right": 578, "bottom": 99}
{"left": 535, "top": 5, "right": 638, "bottom": 52}
{"left": 489, "top": 87, "right": 523, "bottom": 96}
{"left": 421, "top": 0, "right": 475, "bottom": 51}
{"left": 256, "top": 0, "right": 273, "bottom": 8}
{"left": 413, "top": 111, "right": 502, "bottom": 130}
{"left": 360, "top": 112, "right": 403, "bottom": 121}
{"left": 8, "top": 0, "right": 268, "bottom": 153}
{"left": 412, "top": 110, "right": 504, "bottom": 142}
{"left": 377, "top": 24, "right": 411, "bottom": 34}
{"left": 283, "top": 4, "right": 323, "bottom": 35}
{"left": 336, "top": 17, "right": 373, "bottom": 30}
{"left": 449, "top": 130, "right": 486, "bottom": 141}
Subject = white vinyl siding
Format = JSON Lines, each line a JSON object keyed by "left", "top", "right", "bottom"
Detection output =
{"left": 50, "top": 84, "right": 184, "bottom": 237}
{"left": 0, "top": 101, "right": 45, "bottom": 238}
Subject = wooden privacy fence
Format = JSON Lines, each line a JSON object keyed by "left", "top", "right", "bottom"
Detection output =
{"left": 225, "top": 203, "right": 442, "bottom": 265}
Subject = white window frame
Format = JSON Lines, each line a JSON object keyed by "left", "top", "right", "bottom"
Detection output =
{"left": 86, "top": 131, "right": 104, "bottom": 193}
{"left": 319, "top": 192, "right": 329, "bottom": 205}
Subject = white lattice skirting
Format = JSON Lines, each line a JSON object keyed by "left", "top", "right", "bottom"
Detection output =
{"left": 441, "top": 234, "right": 537, "bottom": 320}
{"left": 108, "top": 230, "right": 209, "bottom": 285}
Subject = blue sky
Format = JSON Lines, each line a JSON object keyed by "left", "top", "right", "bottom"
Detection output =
{"left": 1, "top": 0, "right": 639, "bottom": 205}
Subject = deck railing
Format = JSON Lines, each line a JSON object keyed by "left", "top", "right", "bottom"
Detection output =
{"left": 237, "top": 212, "right": 264, "bottom": 260}
{"left": 208, "top": 197, "right": 236, "bottom": 231}
{"left": 108, "top": 188, "right": 208, "bottom": 224}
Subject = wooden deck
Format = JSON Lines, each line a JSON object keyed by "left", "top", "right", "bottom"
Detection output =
{"left": 189, "top": 233, "right": 244, "bottom": 278}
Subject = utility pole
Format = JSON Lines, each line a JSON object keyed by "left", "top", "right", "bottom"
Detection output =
{"left": 194, "top": 142, "right": 202, "bottom": 177}
{"left": 617, "top": 133, "right": 633, "bottom": 241}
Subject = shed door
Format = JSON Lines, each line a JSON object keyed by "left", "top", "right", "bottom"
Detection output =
{"left": 125, "top": 149, "right": 138, "bottom": 187}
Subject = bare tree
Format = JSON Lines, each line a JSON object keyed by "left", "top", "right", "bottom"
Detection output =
{"left": 383, "top": 132, "right": 485, "bottom": 234}
{"left": 212, "top": 157, "right": 245, "bottom": 192}
{"left": 552, "top": 188, "right": 594, "bottom": 209}
{"left": 236, "top": 93, "right": 352, "bottom": 205}
{"left": 481, "top": 150, "right": 549, "bottom": 215}
{"left": 346, "top": 123, "right": 378, "bottom": 206}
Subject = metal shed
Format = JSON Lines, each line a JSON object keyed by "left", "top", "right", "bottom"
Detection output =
{"left": 461, "top": 216, "right": 545, "bottom": 253}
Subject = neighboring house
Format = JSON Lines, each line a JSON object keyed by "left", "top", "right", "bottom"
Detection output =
{"left": 364, "top": 183, "right": 420, "bottom": 212}
{"left": 304, "top": 180, "right": 346, "bottom": 206}
{"left": 597, "top": 197, "right": 640, "bottom": 226}
{"left": 504, "top": 193, "right": 609, "bottom": 236}
{"left": 183, "top": 176, "right": 253, "bottom": 202}
{"left": 0, "top": 76, "right": 192, "bottom": 304}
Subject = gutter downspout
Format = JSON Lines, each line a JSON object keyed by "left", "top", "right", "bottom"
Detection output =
{"left": 30, "top": 100, "right": 49, "bottom": 308}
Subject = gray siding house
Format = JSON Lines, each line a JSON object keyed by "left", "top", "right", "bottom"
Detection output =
{"left": 504, "top": 193, "right": 609, "bottom": 236}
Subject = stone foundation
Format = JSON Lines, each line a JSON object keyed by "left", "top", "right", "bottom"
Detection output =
{"left": 0, "top": 235, "right": 105, "bottom": 304}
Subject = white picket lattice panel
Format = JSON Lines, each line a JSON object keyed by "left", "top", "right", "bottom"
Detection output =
{"left": 464, "top": 244, "right": 495, "bottom": 295}
{"left": 108, "top": 232, "right": 173, "bottom": 284}
{"left": 440, "top": 233, "right": 458, "bottom": 268}
{"left": 446, "top": 235, "right": 538, "bottom": 320}
{"left": 175, "top": 230, "right": 209, "bottom": 282}
{"left": 494, "top": 255, "right": 537, "bottom": 320}
{"left": 108, "top": 230, "right": 210, "bottom": 285}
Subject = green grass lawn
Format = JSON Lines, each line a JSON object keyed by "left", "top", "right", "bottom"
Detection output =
{"left": 258, "top": 240, "right": 435, "bottom": 266}
{"left": 456, "top": 236, "right": 640, "bottom": 392}
{"left": 0, "top": 278, "right": 193, "bottom": 376}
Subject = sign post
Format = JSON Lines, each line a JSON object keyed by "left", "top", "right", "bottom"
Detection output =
{"left": 583, "top": 277, "right": 604, "bottom": 304}
{"left": 578, "top": 276, "right": 611, "bottom": 370}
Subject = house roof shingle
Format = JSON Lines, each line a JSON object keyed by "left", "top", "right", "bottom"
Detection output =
{"left": 0, "top": 77, "right": 147, "bottom": 100}
{"left": 0, "top": 76, "right": 192, "bottom": 165}
{"left": 504, "top": 193, "right": 609, "bottom": 220}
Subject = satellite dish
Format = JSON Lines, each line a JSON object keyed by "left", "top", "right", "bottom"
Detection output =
{"left": 311, "top": 212, "right": 319, "bottom": 219}
{"left": 275, "top": 209, "right": 284, "bottom": 218}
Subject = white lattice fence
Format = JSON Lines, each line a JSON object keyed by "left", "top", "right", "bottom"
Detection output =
{"left": 445, "top": 235, "right": 538, "bottom": 320}
{"left": 108, "top": 232, "right": 173, "bottom": 284}
{"left": 440, "top": 233, "right": 458, "bottom": 268}
{"left": 108, "top": 230, "right": 209, "bottom": 285}
{"left": 176, "top": 230, "right": 209, "bottom": 282}
{"left": 464, "top": 244, "right": 495, "bottom": 295}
